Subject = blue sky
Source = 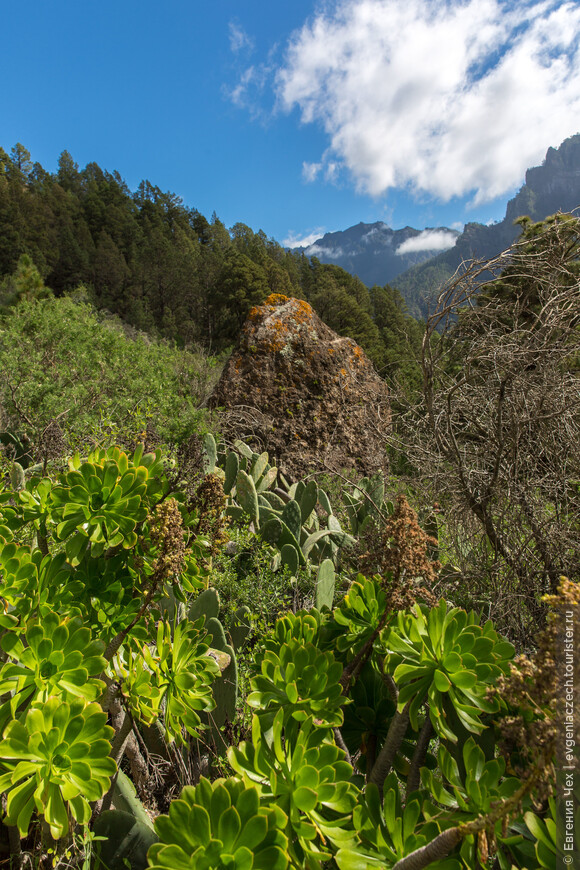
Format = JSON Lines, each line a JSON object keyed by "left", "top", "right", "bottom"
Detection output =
{"left": 2, "top": 0, "right": 579, "bottom": 249}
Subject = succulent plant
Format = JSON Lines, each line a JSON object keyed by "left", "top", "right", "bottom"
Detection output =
{"left": 247, "top": 639, "right": 345, "bottom": 728}
{"left": 330, "top": 574, "right": 390, "bottom": 658}
{"left": 336, "top": 775, "right": 462, "bottom": 870}
{"left": 0, "top": 697, "right": 116, "bottom": 838}
{"left": 229, "top": 605, "right": 251, "bottom": 652}
{"left": 383, "top": 600, "right": 515, "bottom": 741}
{"left": 315, "top": 558, "right": 335, "bottom": 610}
{"left": 522, "top": 799, "right": 559, "bottom": 869}
{"left": 189, "top": 587, "right": 221, "bottom": 623}
{"left": 93, "top": 808, "right": 158, "bottom": 870}
{"left": 9, "top": 462, "right": 25, "bottom": 492}
{"left": 147, "top": 776, "right": 289, "bottom": 870}
{"left": 132, "top": 620, "right": 220, "bottom": 743}
{"left": 229, "top": 713, "right": 358, "bottom": 868}
{"left": 218, "top": 440, "right": 354, "bottom": 587}
{"left": 50, "top": 445, "right": 164, "bottom": 562}
{"left": 0, "top": 609, "right": 106, "bottom": 730}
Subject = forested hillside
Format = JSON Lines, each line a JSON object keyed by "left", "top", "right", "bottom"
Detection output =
{"left": 0, "top": 144, "right": 422, "bottom": 386}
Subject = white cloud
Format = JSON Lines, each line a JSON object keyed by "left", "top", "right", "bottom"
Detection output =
{"left": 362, "top": 224, "right": 390, "bottom": 243}
{"left": 396, "top": 230, "right": 458, "bottom": 254}
{"left": 229, "top": 21, "right": 254, "bottom": 54}
{"left": 226, "top": 64, "right": 274, "bottom": 122}
{"left": 275, "top": 0, "right": 580, "bottom": 204}
{"left": 228, "top": 67, "right": 257, "bottom": 108}
{"left": 302, "top": 161, "right": 322, "bottom": 182}
{"left": 283, "top": 228, "right": 326, "bottom": 248}
{"left": 306, "top": 243, "right": 345, "bottom": 259}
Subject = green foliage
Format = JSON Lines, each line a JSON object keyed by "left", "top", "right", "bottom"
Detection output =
{"left": 0, "top": 144, "right": 427, "bottom": 374}
{"left": 218, "top": 441, "right": 355, "bottom": 600}
{"left": 93, "top": 809, "right": 158, "bottom": 870}
{"left": 522, "top": 800, "right": 558, "bottom": 868}
{"left": 51, "top": 447, "right": 157, "bottom": 557}
{"left": 0, "top": 443, "right": 230, "bottom": 860}
{"left": 0, "top": 441, "right": 563, "bottom": 870}
{"left": 341, "top": 472, "right": 393, "bottom": 536}
{"left": 0, "top": 610, "right": 106, "bottom": 729}
{"left": 127, "top": 619, "right": 220, "bottom": 744}
{"left": 315, "top": 558, "right": 335, "bottom": 610}
{"left": 148, "top": 777, "right": 289, "bottom": 870}
{"left": 0, "top": 697, "right": 116, "bottom": 838}
{"left": 247, "top": 639, "right": 344, "bottom": 729}
{"left": 0, "top": 253, "right": 50, "bottom": 307}
{"left": 229, "top": 713, "right": 357, "bottom": 867}
{"left": 331, "top": 574, "right": 389, "bottom": 657}
{"left": 383, "top": 600, "right": 514, "bottom": 740}
{"left": 337, "top": 777, "right": 461, "bottom": 870}
{"left": 0, "top": 295, "right": 215, "bottom": 460}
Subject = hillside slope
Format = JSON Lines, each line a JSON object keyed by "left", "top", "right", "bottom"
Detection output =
{"left": 393, "top": 134, "right": 580, "bottom": 317}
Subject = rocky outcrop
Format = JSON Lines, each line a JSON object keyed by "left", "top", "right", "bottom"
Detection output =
{"left": 210, "top": 294, "right": 390, "bottom": 480}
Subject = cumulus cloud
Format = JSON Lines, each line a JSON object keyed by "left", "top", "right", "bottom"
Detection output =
{"left": 396, "top": 230, "right": 458, "bottom": 254}
{"left": 283, "top": 228, "right": 326, "bottom": 248}
{"left": 275, "top": 0, "right": 580, "bottom": 204}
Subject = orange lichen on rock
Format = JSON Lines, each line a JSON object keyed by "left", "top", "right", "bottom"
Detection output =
{"left": 210, "top": 294, "right": 391, "bottom": 479}
{"left": 264, "top": 293, "right": 290, "bottom": 306}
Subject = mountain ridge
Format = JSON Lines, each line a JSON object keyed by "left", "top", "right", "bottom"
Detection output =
{"left": 297, "top": 134, "right": 580, "bottom": 318}
{"left": 297, "top": 222, "right": 459, "bottom": 289}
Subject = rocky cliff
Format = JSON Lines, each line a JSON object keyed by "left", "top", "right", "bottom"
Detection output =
{"left": 394, "top": 134, "right": 580, "bottom": 317}
{"left": 211, "top": 294, "right": 390, "bottom": 480}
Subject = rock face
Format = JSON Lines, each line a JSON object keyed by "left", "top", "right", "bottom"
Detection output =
{"left": 394, "top": 134, "right": 580, "bottom": 317}
{"left": 211, "top": 294, "right": 390, "bottom": 480}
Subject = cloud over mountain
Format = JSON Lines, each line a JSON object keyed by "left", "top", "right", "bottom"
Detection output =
{"left": 396, "top": 230, "right": 458, "bottom": 254}
{"left": 275, "top": 0, "right": 580, "bottom": 204}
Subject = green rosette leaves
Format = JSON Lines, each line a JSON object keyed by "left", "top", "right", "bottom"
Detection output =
{"left": 383, "top": 600, "right": 515, "bottom": 741}
{"left": 229, "top": 713, "right": 357, "bottom": 868}
{"left": 148, "top": 777, "right": 289, "bottom": 870}
{"left": 337, "top": 776, "right": 462, "bottom": 870}
{"left": 0, "top": 697, "right": 116, "bottom": 839}
{"left": 50, "top": 445, "right": 164, "bottom": 559}
{"left": 247, "top": 637, "right": 345, "bottom": 728}
{"left": 0, "top": 609, "right": 106, "bottom": 730}
{"left": 330, "top": 575, "right": 391, "bottom": 658}
{"left": 131, "top": 619, "right": 220, "bottom": 743}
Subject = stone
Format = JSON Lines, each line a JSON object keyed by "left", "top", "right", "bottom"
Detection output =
{"left": 210, "top": 294, "right": 390, "bottom": 480}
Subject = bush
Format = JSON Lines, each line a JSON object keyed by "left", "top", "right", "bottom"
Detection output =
{"left": 0, "top": 295, "right": 219, "bottom": 464}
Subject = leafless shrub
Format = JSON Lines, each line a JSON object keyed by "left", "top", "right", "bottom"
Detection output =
{"left": 393, "top": 214, "right": 580, "bottom": 647}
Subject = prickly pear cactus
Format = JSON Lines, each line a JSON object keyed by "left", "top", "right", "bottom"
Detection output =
{"left": 281, "top": 500, "right": 302, "bottom": 541}
{"left": 9, "top": 461, "right": 25, "bottom": 492}
{"left": 280, "top": 542, "right": 300, "bottom": 575}
{"left": 203, "top": 433, "right": 217, "bottom": 473}
{"left": 188, "top": 587, "right": 220, "bottom": 624}
{"left": 299, "top": 480, "right": 318, "bottom": 522}
{"left": 315, "top": 559, "right": 335, "bottom": 610}
{"left": 230, "top": 605, "right": 251, "bottom": 652}
{"left": 235, "top": 470, "right": 259, "bottom": 527}
{"left": 210, "top": 641, "right": 238, "bottom": 752}
{"left": 223, "top": 451, "right": 239, "bottom": 494}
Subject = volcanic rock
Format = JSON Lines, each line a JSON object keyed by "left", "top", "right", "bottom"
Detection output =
{"left": 210, "top": 294, "right": 390, "bottom": 480}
